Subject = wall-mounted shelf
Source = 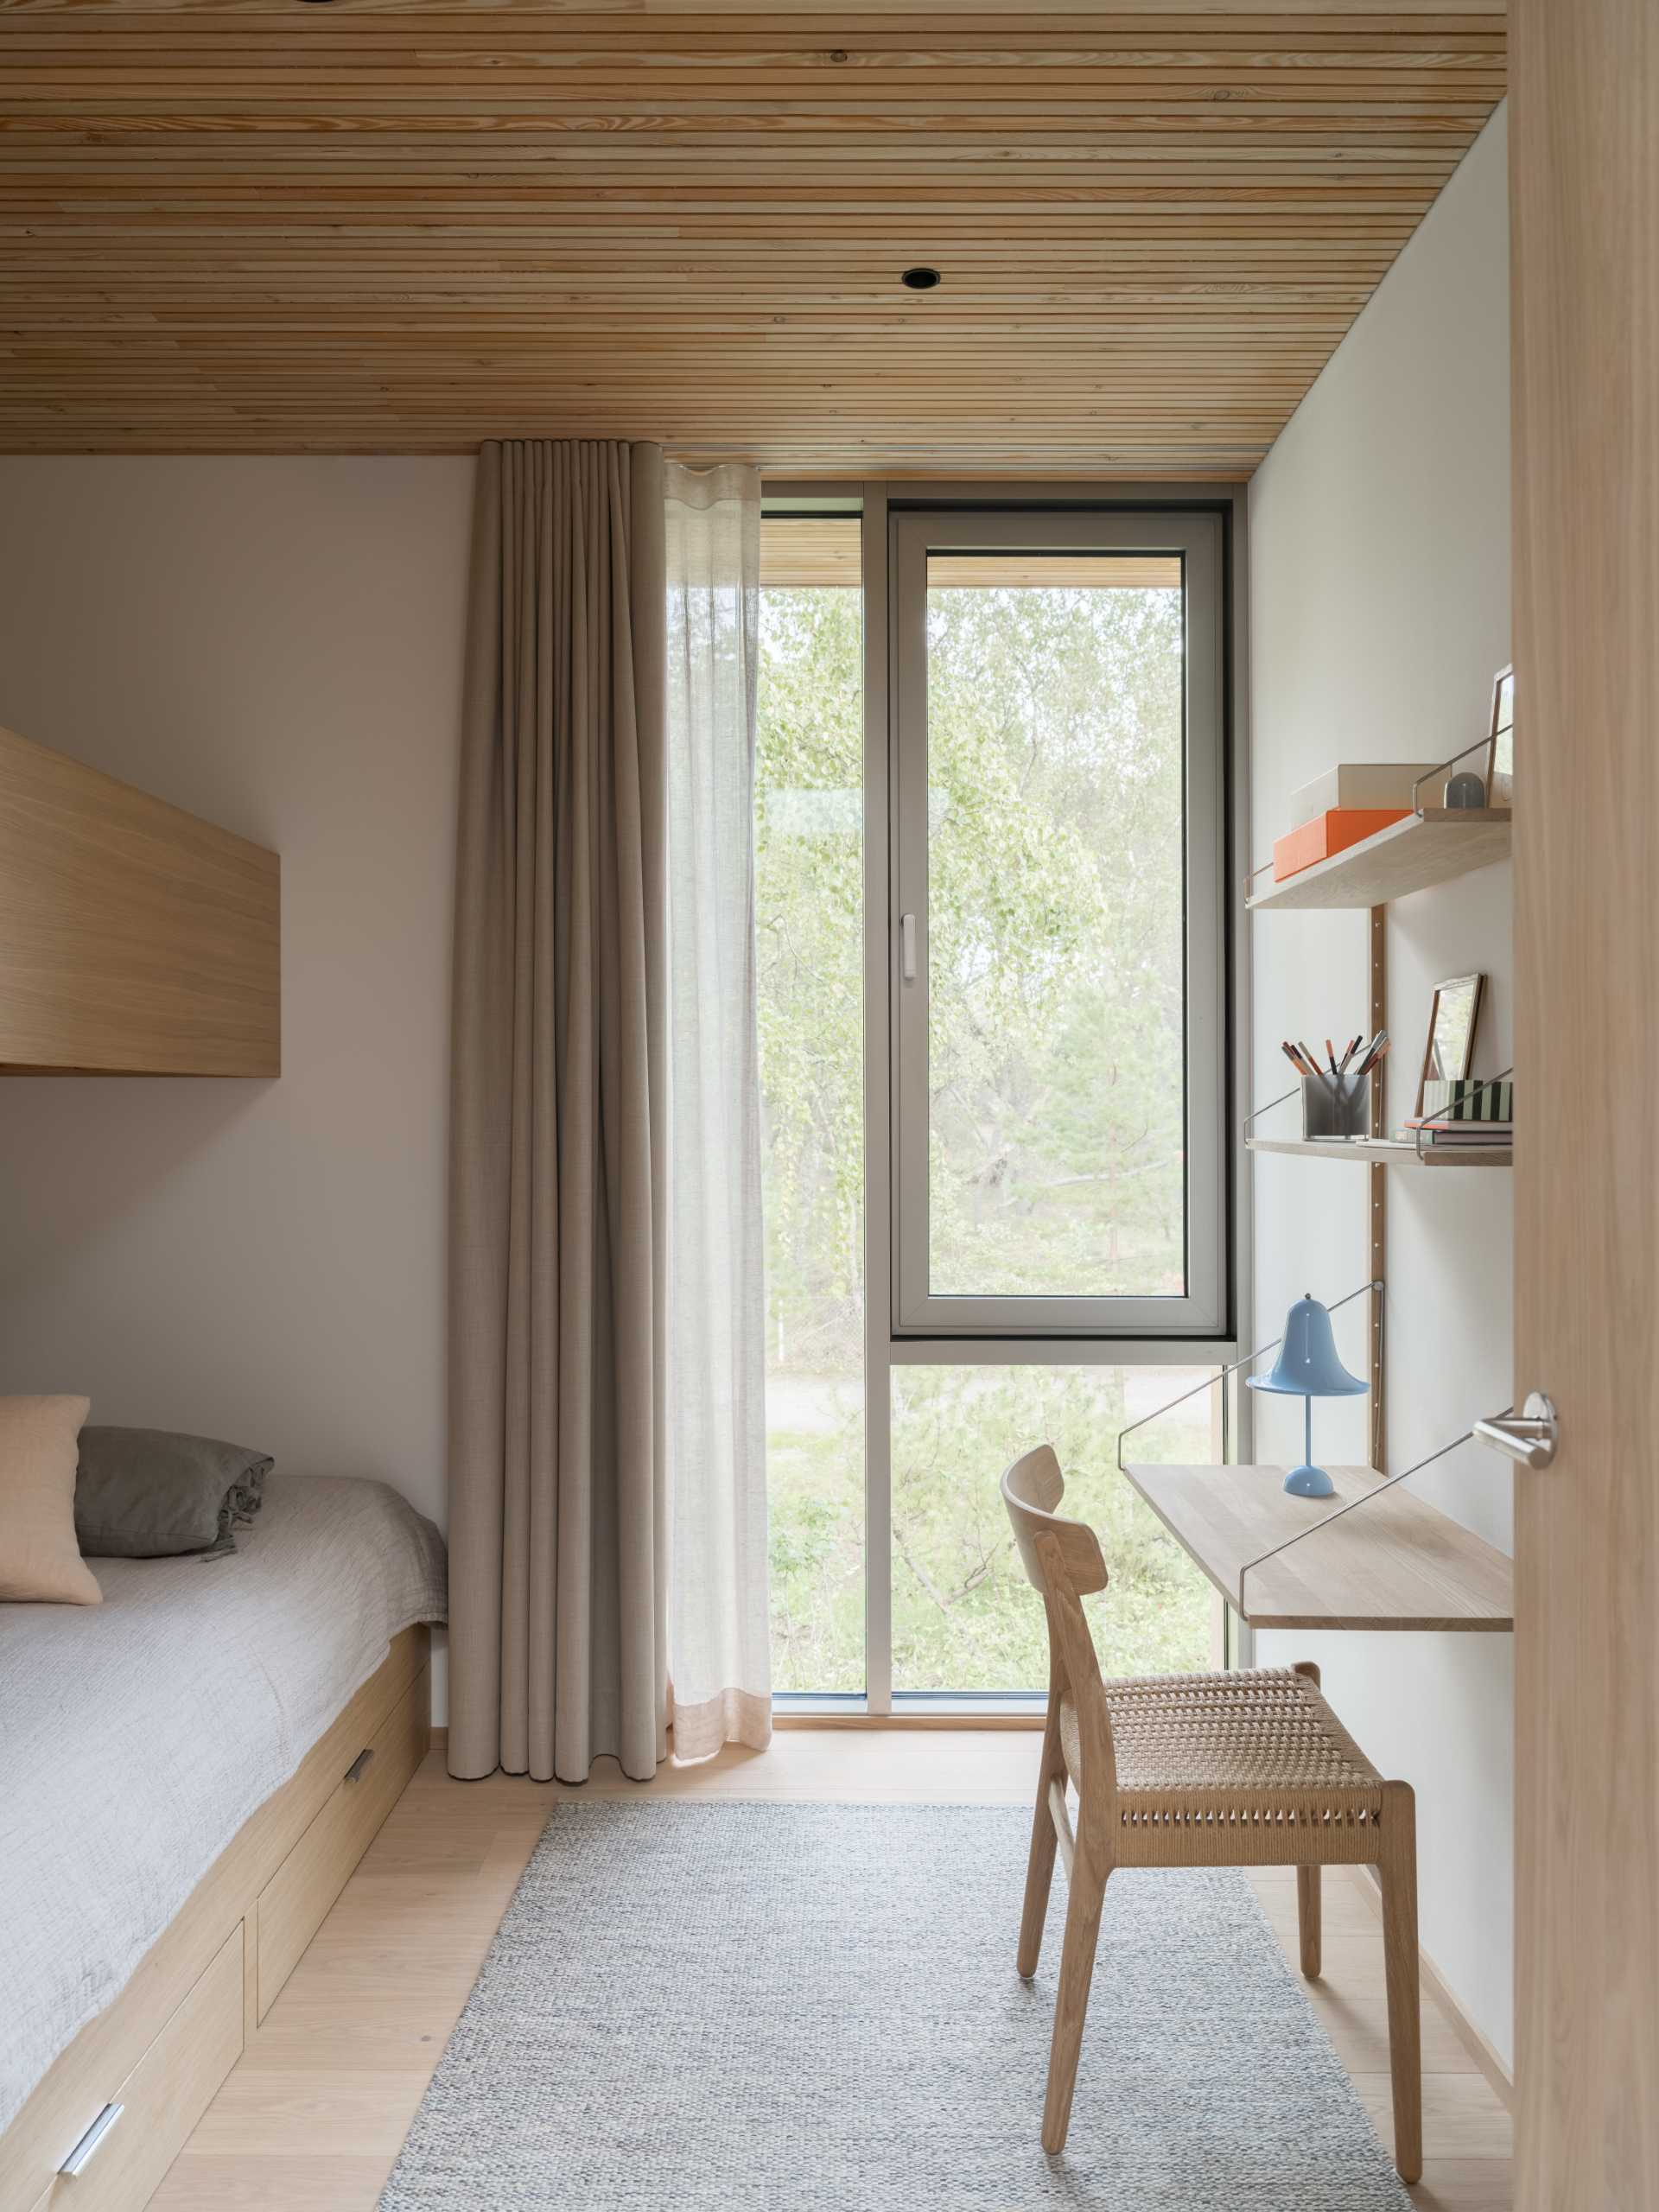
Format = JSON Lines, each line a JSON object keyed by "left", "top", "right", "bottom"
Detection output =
{"left": 1248, "top": 1136, "right": 1511, "bottom": 1170}
{"left": 1122, "top": 1460, "right": 1514, "bottom": 1631}
{"left": 1245, "top": 790, "right": 1514, "bottom": 1475}
{"left": 1247, "top": 806, "right": 1511, "bottom": 911}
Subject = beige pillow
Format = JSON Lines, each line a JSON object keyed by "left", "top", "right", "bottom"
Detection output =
{"left": 0, "top": 1395, "right": 100, "bottom": 1605}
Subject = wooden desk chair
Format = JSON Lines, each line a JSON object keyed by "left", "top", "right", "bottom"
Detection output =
{"left": 1001, "top": 1444, "right": 1421, "bottom": 2178}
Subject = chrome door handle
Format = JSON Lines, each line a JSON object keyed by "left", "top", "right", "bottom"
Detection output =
{"left": 1473, "top": 1392, "right": 1559, "bottom": 1469}
{"left": 900, "top": 912, "right": 918, "bottom": 983}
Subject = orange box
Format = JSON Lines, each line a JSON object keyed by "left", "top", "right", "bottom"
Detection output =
{"left": 1273, "top": 807, "right": 1411, "bottom": 882}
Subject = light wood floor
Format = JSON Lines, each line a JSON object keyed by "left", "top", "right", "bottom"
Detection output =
{"left": 151, "top": 1733, "right": 1512, "bottom": 2212}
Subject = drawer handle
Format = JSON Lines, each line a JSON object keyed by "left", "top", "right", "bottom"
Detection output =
{"left": 60, "top": 2101, "right": 124, "bottom": 2177}
{"left": 344, "top": 1747, "right": 375, "bottom": 1784}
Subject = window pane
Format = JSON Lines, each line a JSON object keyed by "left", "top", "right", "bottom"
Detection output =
{"left": 757, "top": 516, "right": 865, "bottom": 1694}
{"left": 925, "top": 554, "right": 1187, "bottom": 1299}
{"left": 890, "top": 1364, "right": 1216, "bottom": 1693}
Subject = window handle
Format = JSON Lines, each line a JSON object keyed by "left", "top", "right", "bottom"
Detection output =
{"left": 900, "top": 912, "right": 918, "bottom": 984}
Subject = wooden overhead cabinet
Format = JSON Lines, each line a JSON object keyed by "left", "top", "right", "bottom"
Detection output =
{"left": 0, "top": 726, "right": 279, "bottom": 1077}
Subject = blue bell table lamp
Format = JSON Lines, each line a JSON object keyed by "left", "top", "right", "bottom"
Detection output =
{"left": 1247, "top": 1293, "right": 1368, "bottom": 1497}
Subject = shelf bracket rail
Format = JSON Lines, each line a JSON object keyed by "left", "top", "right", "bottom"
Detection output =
{"left": 1116, "top": 1278, "right": 1383, "bottom": 1478}
{"left": 1232, "top": 1416, "right": 1507, "bottom": 1618}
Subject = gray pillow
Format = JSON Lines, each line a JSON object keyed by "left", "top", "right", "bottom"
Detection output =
{"left": 74, "top": 1427, "right": 271, "bottom": 1560}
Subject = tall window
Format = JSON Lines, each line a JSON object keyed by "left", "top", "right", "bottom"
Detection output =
{"left": 759, "top": 500, "right": 1232, "bottom": 1705}
{"left": 756, "top": 515, "right": 865, "bottom": 1693}
{"left": 892, "top": 512, "right": 1228, "bottom": 1336}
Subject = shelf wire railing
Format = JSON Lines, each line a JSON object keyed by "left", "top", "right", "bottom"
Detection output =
{"left": 1408, "top": 734, "right": 1505, "bottom": 812}
{"left": 1243, "top": 1065, "right": 1513, "bottom": 1162}
{"left": 1116, "top": 1276, "right": 1382, "bottom": 1478}
{"left": 1116, "top": 1277, "right": 1496, "bottom": 1617}
{"left": 1240, "top": 733, "right": 1509, "bottom": 903}
{"left": 1224, "top": 1420, "right": 1501, "bottom": 1618}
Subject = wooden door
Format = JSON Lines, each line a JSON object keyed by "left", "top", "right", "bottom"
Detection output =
{"left": 1510, "top": 4, "right": 1659, "bottom": 2206}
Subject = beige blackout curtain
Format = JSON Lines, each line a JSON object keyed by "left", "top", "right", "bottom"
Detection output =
{"left": 448, "top": 439, "right": 670, "bottom": 1784}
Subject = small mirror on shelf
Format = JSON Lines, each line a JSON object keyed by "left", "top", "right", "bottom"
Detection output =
{"left": 1486, "top": 664, "right": 1515, "bottom": 805}
{"left": 1415, "top": 972, "right": 1486, "bottom": 1118}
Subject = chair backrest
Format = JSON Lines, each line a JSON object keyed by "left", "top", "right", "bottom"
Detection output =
{"left": 1001, "top": 1444, "right": 1109, "bottom": 1599}
{"left": 1001, "top": 1446, "right": 1116, "bottom": 1800}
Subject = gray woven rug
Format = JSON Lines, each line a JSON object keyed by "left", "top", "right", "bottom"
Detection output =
{"left": 379, "top": 1801, "right": 1412, "bottom": 2210}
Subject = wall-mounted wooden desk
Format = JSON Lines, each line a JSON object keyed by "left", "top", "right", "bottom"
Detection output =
{"left": 1121, "top": 1462, "right": 1513, "bottom": 1632}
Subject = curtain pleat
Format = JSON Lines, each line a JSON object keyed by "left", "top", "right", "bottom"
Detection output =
{"left": 448, "top": 437, "right": 668, "bottom": 1784}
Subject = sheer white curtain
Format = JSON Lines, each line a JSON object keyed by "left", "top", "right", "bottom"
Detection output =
{"left": 664, "top": 462, "right": 771, "bottom": 1758}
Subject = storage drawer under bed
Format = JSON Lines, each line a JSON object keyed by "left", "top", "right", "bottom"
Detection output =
{"left": 255, "top": 1665, "right": 429, "bottom": 2023}
{"left": 33, "top": 1926, "right": 242, "bottom": 2212}
{"left": 0, "top": 1629, "right": 430, "bottom": 2212}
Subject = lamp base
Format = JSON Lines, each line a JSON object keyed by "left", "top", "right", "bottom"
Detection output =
{"left": 1282, "top": 1461, "right": 1336, "bottom": 1500}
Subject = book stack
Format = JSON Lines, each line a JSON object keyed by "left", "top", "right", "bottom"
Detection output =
{"left": 1409, "top": 1120, "right": 1512, "bottom": 1154}
{"left": 1404, "top": 1078, "right": 1513, "bottom": 1154}
{"left": 1272, "top": 762, "right": 1437, "bottom": 883}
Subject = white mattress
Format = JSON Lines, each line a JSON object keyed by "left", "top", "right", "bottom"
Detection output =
{"left": 0, "top": 1474, "right": 448, "bottom": 2132}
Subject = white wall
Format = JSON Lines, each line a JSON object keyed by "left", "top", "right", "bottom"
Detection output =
{"left": 0, "top": 458, "right": 474, "bottom": 1707}
{"left": 1248, "top": 105, "right": 1515, "bottom": 2065}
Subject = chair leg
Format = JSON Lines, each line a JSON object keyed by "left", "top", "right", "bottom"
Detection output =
{"left": 1041, "top": 1847, "right": 1109, "bottom": 2154}
{"left": 1293, "top": 1662, "right": 1325, "bottom": 1979}
{"left": 1017, "top": 1756, "right": 1062, "bottom": 1980}
{"left": 1378, "top": 1783, "right": 1423, "bottom": 2185}
{"left": 1296, "top": 1864, "right": 1322, "bottom": 1979}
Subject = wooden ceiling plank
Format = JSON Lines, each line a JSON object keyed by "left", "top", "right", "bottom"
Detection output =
{"left": 0, "top": 4, "right": 1503, "bottom": 463}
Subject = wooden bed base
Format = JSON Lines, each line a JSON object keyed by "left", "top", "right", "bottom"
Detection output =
{"left": 0, "top": 1624, "right": 429, "bottom": 2212}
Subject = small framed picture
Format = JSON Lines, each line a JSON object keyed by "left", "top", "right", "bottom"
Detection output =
{"left": 1416, "top": 973, "right": 1486, "bottom": 1118}
{"left": 1487, "top": 664, "right": 1515, "bottom": 804}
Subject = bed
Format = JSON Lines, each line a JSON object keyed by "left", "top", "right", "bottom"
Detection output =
{"left": 0, "top": 1473, "right": 446, "bottom": 2211}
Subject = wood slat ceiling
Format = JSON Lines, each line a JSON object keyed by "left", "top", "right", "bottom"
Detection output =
{"left": 0, "top": 5, "right": 1507, "bottom": 474}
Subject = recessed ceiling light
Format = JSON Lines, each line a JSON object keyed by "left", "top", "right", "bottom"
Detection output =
{"left": 900, "top": 267, "right": 942, "bottom": 292}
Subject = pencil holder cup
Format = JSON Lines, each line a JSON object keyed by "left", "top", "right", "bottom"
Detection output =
{"left": 1301, "top": 1071, "right": 1370, "bottom": 1141}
